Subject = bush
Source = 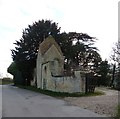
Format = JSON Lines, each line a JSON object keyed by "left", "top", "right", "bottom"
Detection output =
{"left": 1, "top": 77, "right": 13, "bottom": 85}
{"left": 2, "top": 77, "right": 13, "bottom": 81}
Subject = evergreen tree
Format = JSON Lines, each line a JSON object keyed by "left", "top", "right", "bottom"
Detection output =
{"left": 97, "top": 60, "right": 110, "bottom": 86}
{"left": 11, "top": 19, "right": 100, "bottom": 86}
{"left": 11, "top": 20, "right": 61, "bottom": 85}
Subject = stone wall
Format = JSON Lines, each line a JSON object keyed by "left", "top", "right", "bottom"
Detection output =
{"left": 52, "top": 76, "right": 80, "bottom": 93}
{"left": 32, "top": 64, "right": 86, "bottom": 93}
{"left": 35, "top": 36, "right": 86, "bottom": 93}
{"left": 46, "top": 71, "right": 86, "bottom": 93}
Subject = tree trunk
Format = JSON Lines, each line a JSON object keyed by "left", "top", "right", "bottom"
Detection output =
{"left": 111, "top": 64, "right": 116, "bottom": 87}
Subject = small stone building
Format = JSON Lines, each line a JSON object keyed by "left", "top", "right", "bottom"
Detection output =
{"left": 32, "top": 36, "right": 86, "bottom": 93}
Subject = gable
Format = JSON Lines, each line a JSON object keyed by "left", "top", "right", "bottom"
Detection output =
{"left": 43, "top": 44, "right": 64, "bottom": 62}
{"left": 38, "top": 36, "right": 63, "bottom": 56}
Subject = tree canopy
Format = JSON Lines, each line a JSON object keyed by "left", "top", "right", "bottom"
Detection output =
{"left": 11, "top": 19, "right": 101, "bottom": 85}
{"left": 97, "top": 60, "right": 111, "bottom": 86}
{"left": 110, "top": 41, "right": 120, "bottom": 88}
{"left": 7, "top": 62, "right": 18, "bottom": 75}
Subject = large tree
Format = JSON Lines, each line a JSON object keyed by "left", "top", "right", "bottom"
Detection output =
{"left": 97, "top": 60, "right": 110, "bottom": 86}
{"left": 7, "top": 62, "right": 24, "bottom": 85}
{"left": 11, "top": 20, "right": 61, "bottom": 85}
{"left": 110, "top": 40, "right": 120, "bottom": 86}
{"left": 11, "top": 19, "right": 100, "bottom": 85}
{"left": 110, "top": 41, "right": 120, "bottom": 88}
{"left": 58, "top": 32, "right": 101, "bottom": 71}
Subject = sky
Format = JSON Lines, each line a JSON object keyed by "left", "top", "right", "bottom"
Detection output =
{"left": 0, "top": 0, "right": 118, "bottom": 77}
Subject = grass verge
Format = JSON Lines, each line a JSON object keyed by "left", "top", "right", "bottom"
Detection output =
{"left": 16, "top": 85, "right": 105, "bottom": 97}
{"left": 0, "top": 79, "right": 13, "bottom": 85}
{"left": 116, "top": 104, "right": 120, "bottom": 118}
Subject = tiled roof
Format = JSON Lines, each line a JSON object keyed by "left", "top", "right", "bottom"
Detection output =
{"left": 39, "top": 35, "right": 63, "bottom": 56}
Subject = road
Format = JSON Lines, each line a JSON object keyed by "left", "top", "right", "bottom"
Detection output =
{"left": 0, "top": 85, "right": 2, "bottom": 119}
{"left": 2, "top": 85, "right": 105, "bottom": 117}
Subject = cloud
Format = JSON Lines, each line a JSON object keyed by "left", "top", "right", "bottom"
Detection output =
{"left": 0, "top": 0, "right": 118, "bottom": 76}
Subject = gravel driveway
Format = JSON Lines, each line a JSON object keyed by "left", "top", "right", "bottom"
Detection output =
{"left": 64, "top": 87, "right": 118, "bottom": 117}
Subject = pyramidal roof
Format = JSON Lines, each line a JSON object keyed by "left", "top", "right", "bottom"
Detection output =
{"left": 39, "top": 35, "right": 63, "bottom": 56}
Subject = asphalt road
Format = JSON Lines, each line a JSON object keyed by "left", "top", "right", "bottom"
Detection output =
{"left": 2, "top": 85, "right": 105, "bottom": 117}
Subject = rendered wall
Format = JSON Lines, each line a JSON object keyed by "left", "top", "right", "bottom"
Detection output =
{"left": 46, "top": 71, "right": 85, "bottom": 93}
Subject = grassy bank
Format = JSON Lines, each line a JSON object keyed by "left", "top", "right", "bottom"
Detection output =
{"left": 116, "top": 104, "right": 120, "bottom": 118}
{"left": 0, "top": 78, "right": 13, "bottom": 85}
{"left": 16, "top": 85, "right": 105, "bottom": 97}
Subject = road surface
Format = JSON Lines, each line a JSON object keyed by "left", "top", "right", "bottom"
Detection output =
{"left": 0, "top": 85, "right": 2, "bottom": 118}
{"left": 2, "top": 85, "right": 106, "bottom": 117}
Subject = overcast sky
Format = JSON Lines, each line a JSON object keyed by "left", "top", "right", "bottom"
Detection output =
{"left": 0, "top": 0, "right": 118, "bottom": 77}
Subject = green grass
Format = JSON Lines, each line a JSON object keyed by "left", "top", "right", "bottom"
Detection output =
{"left": 113, "top": 104, "right": 120, "bottom": 119}
{"left": 0, "top": 78, "right": 13, "bottom": 85}
{"left": 16, "top": 85, "right": 105, "bottom": 97}
{"left": 116, "top": 104, "right": 120, "bottom": 118}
